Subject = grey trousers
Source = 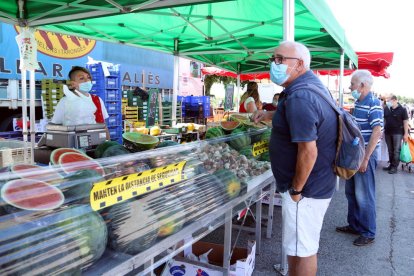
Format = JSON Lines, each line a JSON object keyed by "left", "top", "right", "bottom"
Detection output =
{"left": 385, "top": 134, "right": 403, "bottom": 168}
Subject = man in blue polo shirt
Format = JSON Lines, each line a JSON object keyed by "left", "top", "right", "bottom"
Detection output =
{"left": 336, "top": 70, "right": 383, "bottom": 246}
{"left": 253, "top": 41, "right": 337, "bottom": 276}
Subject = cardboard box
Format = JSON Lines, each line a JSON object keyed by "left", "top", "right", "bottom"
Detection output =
{"left": 161, "top": 241, "right": 256, "bottom": 276}
{"left": 261, "top": 191, "right": 282, "bottom": 206}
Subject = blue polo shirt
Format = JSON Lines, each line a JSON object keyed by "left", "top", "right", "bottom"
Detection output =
{"left": 269, "top": 71, "right": 337, "bottom": 199}
{"left": 353, "top": 92, "right": 383, "bottom": 146}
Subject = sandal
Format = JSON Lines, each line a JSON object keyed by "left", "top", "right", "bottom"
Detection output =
{"left": 336, "top": 225, "right": 359, "bottom": 235}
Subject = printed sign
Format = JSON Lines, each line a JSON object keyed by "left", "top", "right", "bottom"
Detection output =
{"left": 224, "top": 84, "right": 234, "bottom": 111}
{"left": 90, "top": 161, "right": 186, "bottom": 211}
{"left": 252, "top": 140, "right": 269, "bottom": 157}
{"left": 146, "top": 88, "right": 159, "bottom": 127}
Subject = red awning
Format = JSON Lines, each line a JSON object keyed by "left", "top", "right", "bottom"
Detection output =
{"left": 316, "top": 52, "right": 394, "bottom": 78}
{"left": 201, "top": 67, "right": 270, "bottom": 81}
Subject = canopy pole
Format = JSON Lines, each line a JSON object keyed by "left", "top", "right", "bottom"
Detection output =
{"left": 21, "top": 70, "right": 29, "bottom": 162}
{"left": 29, "top": 70, "right": 36, "bottom": 164}
{"left": 172, "top": 39, "right": 179, "bottom": 126}
{"left": 236, "top": 74, "right": 240, "bottom": 111}
{"left": 283, "top": 0, "right": 295, "bottom": 41}
{"left": 339, "top": 49, "right": 345, "bottom": 107}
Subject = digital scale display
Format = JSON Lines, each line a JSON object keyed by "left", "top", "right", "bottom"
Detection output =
{"left": 78, "top": 135, "right": 90, "bottom": 148}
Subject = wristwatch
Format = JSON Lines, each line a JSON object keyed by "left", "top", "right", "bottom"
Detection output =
{"left": 288, "top": 187, "right": 302, "bottom": 195}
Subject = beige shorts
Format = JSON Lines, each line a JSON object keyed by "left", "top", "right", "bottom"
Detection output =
{"left": 280, "top": 191, "right": 331, "bottom": 257}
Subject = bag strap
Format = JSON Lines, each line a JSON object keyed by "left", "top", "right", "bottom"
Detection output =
{"left": 299, "top": 83, "right": 341, "bottom": 115}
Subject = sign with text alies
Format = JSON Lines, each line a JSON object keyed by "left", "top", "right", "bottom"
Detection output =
{"left": 252, "top": 140, "right": 269, "bottom": 157}
{"left": 90, "top": 161, "right": 186, "bottom": 211}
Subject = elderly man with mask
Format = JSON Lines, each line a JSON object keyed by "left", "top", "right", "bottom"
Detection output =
{"left": 336, "top": 70, "right": 383, "bottom": 246}
{"left": 253, "top": 41, "right": 337, "bottom": 276}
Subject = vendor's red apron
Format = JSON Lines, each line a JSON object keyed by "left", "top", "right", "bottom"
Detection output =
{"left": 91, "top": 94, "right": 105, "bottom": 123}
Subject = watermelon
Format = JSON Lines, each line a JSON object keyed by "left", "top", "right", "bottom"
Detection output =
{"left": 260, "top": 151, "right": 270, "bottom": 162}
{"left": 104, "top": 199, "right": 160, "bottom": 254}
{"left": 156, "top": 140, "right": 180, "bottom": 148}
{"left": 95, "top": 141, "right": 120, "bottom": 158}
{"left": 11, "top": 164, "right": 63, "bottom": 183}
{"left": 261, "top": 128, "right": 272, "bottom": 142}
{"left": 0, "top": 205, "right": 107, "bottom": 275}
{"left": 122, "top": 132, "right": 159, "bottom": 152}
{"left": 50, "top": 148, "right": 85, "bottom": 165}
{"left": 142, "top": 192, "right": 186, "bottom": 238}
{"left": 220, "top": 121, "right": 240, "bottom": 133}
{"left": 58, "top": 152, "right": 105, "bottom": 176}
{"left": 60, "top": 169, "right": 104, "bottom": 203}
{"left": 228, "top": 128, "right": 251, "bottom": 150}
{"left": 239, "top": 145, "right": 254, "bottom": 159}
{"left": 101, "top": 144, "right": 130, "bottom": 158}
{"left": 213, "top": 169, "right": 243, "bottom": 200}
{"left": 1, "top": 179, "right": 64, "bottom": 212}
{"left": 205, "top": 127, "right": 225, "bottom": 139}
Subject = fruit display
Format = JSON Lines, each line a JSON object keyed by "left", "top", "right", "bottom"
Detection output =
{"left": 0, "top": 125, "right": 272, "bottom": 275}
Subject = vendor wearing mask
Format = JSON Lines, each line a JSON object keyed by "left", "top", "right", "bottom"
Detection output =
{"left": 262, "top": 92, "right": 280, "bottom": 111}
{"left": 51, "top": 66, "right": 110, "bottom": 139}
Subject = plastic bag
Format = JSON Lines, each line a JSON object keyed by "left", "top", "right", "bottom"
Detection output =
{"left": 400, "top": 141, "right": 412, "bottom": 163}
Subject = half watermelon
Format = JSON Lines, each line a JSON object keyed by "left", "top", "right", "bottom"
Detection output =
{"left": 1, "top": 178, "right": 64, "bottom": 212}
{"left": 50, "top": 148, "right": 85, "bottom": 165}
{"left": 11, "top": 164, "right": 63, "bottom": 183}
{"left": 58, "top": 152, "right": 105, "bottom": 176}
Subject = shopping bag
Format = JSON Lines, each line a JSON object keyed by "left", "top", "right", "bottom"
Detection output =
{"left": 400, "top": 142, "right": 412, "bottom": 163}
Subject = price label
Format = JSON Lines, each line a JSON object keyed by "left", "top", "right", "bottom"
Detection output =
{"left": 252, "top": 140, "right": 269, "bottom": 157}
{"left": 90, "top": 161, "right": 187, "bottom": 211}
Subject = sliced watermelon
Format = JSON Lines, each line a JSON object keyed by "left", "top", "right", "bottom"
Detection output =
{"left": 58, "top": 152, "right": 105, "bottom": 176}
{"left": 50, "top": 148, "right": 85, "bottom": 165}
{"left": 11, "top": 164, "right": 63, "bottom": 183}
{"left": 220, "top": 121, "right": 241, "bottom": 133}
{"left": 1, "top": 179, "right": 64, "bottom": 211}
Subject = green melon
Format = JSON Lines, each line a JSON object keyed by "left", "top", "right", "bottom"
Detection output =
{"left": 58, "top": 152, "right": 105, "bottom": 176}
{"left": 205, "top": 127, "right": 225, "bottom": 139}
{"left": 239, "top": 145, "right": 254, "bottom": 159}
{"left": 60, "top": 169, "right": 104, "bottom": 204}
{"left": 101, "top": 144, "right": 130, "bottom": 158}
{"left": 156, "top": 140, "right": 180, "bottom": 148}
{"left": 0, "top": 205, "right": 107, "bottom": 274}
{"left": 10, "top": 164, "right": 63, "bottom": 183}
{"left": 1, "top": 178, "right": 64, "bottom": 212}
{"left": 213, "top": 169, "right": 243, "bottom": 200}
{"left": 104, "top": 199, "right": 160, "bottom": 254}
{"left": 95, "top": 141, "right": 120, "bottom": 158}
{"left": 50, "top": 148, "right": 85, "bottom": 165}
{"left": 228, "top": 128, "right": 251, "bottom": 150}
{"left": 122, "top": 132, "right": 159, "bottom": 152}
{"left": 261, "top": 128, "right": 272, "bottom": 141}
{"left": 260, "top": 151, "right": 270, "bottom": 162}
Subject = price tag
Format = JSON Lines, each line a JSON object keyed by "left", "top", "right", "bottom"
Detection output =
{"left": 90, "top": 161, "right": 187, "bottom": 211}
{"left": 252, "top": 140, "right": 269, "bottom": 156}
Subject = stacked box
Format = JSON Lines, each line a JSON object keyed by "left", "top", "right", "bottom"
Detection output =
{"left": 41, "top": 79, "right": 68, "bottom": 119}
{"left": 87, "top": 63, "right": 122, "bottom": 143}
{"left": 125, "top": 107, "right": 139, "bottom": 121}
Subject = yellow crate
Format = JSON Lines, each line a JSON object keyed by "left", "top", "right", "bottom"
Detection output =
{"left": 125, "top": 115, "right": 138, "bottom": 120}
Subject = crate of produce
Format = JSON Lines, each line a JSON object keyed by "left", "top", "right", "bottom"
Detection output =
{"left": 105, "top": 102, "right": 121, "bottom": 114}
{"left": 0, "top": 140, "right": 32, "bottom": 167}
{"left": 106, "top": 114, "right": 122, "bottom": 127}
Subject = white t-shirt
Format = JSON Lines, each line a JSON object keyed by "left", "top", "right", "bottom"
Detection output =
{"left": 243, "top": 97, "right": 257, "bottom": 112}
{"left": 51, "top": 89, "right": 109, "bottom": 126}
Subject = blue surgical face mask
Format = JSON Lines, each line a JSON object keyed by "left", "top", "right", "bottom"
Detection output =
{"left": 351, "top": 89, "right": 361, "bottom": 100}
{"left": 78, "top": 81, "right": 93, "bottom": 93}
{"left": 270, "top": 62, "right": 290, "bottom": 86}
{"left": 386, "top": 102, "right": 392, "bottom": 108}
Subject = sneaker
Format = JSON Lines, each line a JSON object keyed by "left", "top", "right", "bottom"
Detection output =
{"left": 336, "top": 225, "right": 359, "bottom": 235}
{"left": 388, "top": 167, "right": 397, "bottom": 174}
{"left": 383, "top": 165, "right": 392, "bottom": 171}
{"left": 353, "top": 236, "right": 375, "bottom": 246}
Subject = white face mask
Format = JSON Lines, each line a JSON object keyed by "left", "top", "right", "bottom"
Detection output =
{"left": 272, "top": 100, "right": 278, "bottom": 106}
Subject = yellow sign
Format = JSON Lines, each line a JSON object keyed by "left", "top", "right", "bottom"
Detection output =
{"left": 252, "top": 140, "right": 269, "bottom": 157}
{"left": 90, "top": 161, "right": 187, "bottom": 211}
{"left": 15, "top": 26, "right": 96, "bottom": 59}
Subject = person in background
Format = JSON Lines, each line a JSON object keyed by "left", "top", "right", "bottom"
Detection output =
{"left": 253, "top": 41, "right": 337, "bottom": 276}
{"left": 336, "top": 70, "right": 383, "bottom": 246}
{"left": 52, "top": 66, "right": 110, "bottom": 139}
{"left": 239, "top": 81, "right": 262, "bottom": 113}
{"left": 383, "top": 94, "right": 409, "bottom": 174}
{"left": 262, "top": 92, "right": 280, "bottom": 111}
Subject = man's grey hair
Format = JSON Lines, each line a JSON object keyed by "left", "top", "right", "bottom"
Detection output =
{"left": 279, "top": 41, "right": 311, "bottom": 69}
{"left": 351, "top": 70, "right": 374, "bottom": 88}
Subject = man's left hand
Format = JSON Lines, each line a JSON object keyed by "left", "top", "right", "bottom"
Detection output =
{"left": 359, "top": 158, "right": 369, "bottom": 173}
{"left": 403, "top": 133, "right": 409, "bottom": 142}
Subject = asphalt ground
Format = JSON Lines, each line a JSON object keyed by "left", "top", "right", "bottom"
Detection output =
{"left": 202, "top": 160, "right": 414, "bottom": 276}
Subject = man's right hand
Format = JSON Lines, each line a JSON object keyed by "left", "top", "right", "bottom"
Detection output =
{"left": 252, "top": 110, "right": 273, "bottom": 123}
